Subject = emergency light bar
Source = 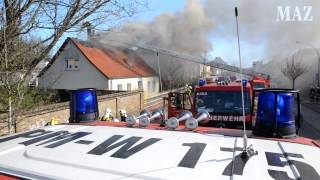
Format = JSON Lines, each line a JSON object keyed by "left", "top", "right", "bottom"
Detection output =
{"left": 69, "top": 89, "right": 99, "bottom": 123}
{"left": 252, "top": 89, "right": 301, "bottom": 137}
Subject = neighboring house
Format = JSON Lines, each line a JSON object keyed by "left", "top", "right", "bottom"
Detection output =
{"left": 207, "top": 57, "right": 228, "bottom": 76}
{"left": 0, "top": 71, "right": 25, "bottom": 86}
{"left": 29, "top": 59, "right": 50, "bottom": 87}
{"left": 38, "top": 38, "right": 159, "bottom": 98}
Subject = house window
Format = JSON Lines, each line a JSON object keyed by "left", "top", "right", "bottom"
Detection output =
{"left": 65, "top": 59, "right": 79, "bottom": 70}
{"left": 138, "top": 81, "right": 143, "bottom": 90}
{"left": 147, "top": 81, "right": 151, "bottom": 91}
{"left": 127, "top": 83, "right": 131, "bottom": 91}
{"left": 152, "top": 80, "right": 156, "bottom": 92}
{"left": 117, "top": 84, "right": 123, "bottom": 91}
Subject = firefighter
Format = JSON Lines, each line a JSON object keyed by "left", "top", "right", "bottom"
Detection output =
{"left": 101, "top": 108, "right": 113, "bottom": 121}
{"left": 185, "top": 84, "right": 193, "bottom": 106}
{"left": 119, "top": 109, "right": 127, "bottom": 122}
{"left": 185, "top": 84, "right": 192, "bottom": 95}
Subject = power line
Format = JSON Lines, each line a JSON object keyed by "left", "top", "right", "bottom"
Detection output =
{"left": 89, "top": 28, "right": 268, "bottom": 77}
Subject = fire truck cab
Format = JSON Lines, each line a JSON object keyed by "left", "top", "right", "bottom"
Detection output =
{"left": 194, "top": 80, "right": 253, "bottom": 128}
{"left": 249, "top": 75, "right": 271, "bottom": 89}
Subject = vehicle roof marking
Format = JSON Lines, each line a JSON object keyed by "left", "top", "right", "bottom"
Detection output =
{"left": 74, "top": 140, "right": 94, "bottom": 145}
{"left": 22, "top": 149, "right": 165, "bottom": 180}
{"left": 278, "top": 141, "right": 300, "bottom": 179}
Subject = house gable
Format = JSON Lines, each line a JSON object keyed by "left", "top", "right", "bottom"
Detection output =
{"left": 39, "top": 40, "right": 109, "bottom": 90}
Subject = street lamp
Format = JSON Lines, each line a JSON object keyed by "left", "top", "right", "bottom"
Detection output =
{"left": 156, "top": 51, "right": 163, "bottom": 92}
{"left": 296, "top": 41, "right": 320, "bottom": 87}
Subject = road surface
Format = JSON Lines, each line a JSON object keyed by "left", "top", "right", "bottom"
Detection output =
{"left": 299, "top": 102, "right": 320, "bottom": 141}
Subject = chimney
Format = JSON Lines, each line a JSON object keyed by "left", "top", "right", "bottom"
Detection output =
{"left": 83, "top": 22, "right": 94, "bottom": 40}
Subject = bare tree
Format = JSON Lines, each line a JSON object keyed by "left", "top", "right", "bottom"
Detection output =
{"left": 1, "top": 0, "right": 146, "bottom": 80}
{"left": 0, "top": 0, "right": 146, "bottom": 134}
{"left": 281, "top": 56, "right": 308, "bottom": 89}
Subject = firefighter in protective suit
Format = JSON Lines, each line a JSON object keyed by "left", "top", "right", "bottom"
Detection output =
{"left": 101, "top": 108, "right": 113, "bottom": 121}
{"left": 185, "top": 84, "right": 192, "bottom": 95}
{"left": 119, "top": 109, "right": 127, "bottom": 122}
{"left": 185, "top": 84, "right": 192, "bottom": 105}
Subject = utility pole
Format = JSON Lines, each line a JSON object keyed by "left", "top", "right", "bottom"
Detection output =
{"left": 156, "top": 51, "right": 163, "bottom": 92}
{"left": 202, "top": 51, "right": 208, "bottom": 78}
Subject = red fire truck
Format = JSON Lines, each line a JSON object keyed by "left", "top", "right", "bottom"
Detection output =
{"left": 164, "top": 76, "right": 271, "bottom": 129}
{"left": 193, "top": 80, "right": 253, "bottom": 128}
{"left": 249, "top": 75, "right": 271, "bottom": 89}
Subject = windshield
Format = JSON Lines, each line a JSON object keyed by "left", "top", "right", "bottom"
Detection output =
{"left": 253, "top": 82, "right": 265, "bottom": 89}
{"left": 196, "top": 91, "right": 251, "bottom": 114}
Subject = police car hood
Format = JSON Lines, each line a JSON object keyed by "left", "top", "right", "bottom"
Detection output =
{"left": 0, "top": 125, "right": 319, "bottom": 180}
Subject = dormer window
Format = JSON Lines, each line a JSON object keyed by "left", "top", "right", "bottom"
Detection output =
{"left": 65, "top": 59, "right": 79, "bottom": 70}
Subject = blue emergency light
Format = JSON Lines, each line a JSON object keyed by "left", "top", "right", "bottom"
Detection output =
{"left": 199, "top": 79, "right": 206, "bottom": 86}
{"left": 242, "top": 79, "right": 247, "bottom": 86}
{"left": 69, "top": 89, "right": 99, "bottom": 123}
{"left": 252, "top": 89, "right": 301, "bottom": 137}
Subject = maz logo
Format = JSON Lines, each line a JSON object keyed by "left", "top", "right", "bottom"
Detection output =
{"left": 277, "top": 6, "right": 313, "bottom": 22}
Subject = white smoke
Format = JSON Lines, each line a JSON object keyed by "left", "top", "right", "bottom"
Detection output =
{"left": 97, "top": 0, "right": 320, "bottom": 92}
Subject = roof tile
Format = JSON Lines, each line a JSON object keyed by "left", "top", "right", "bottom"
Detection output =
{"left": 73, "top": 39, "right": 156, "bottom": 79}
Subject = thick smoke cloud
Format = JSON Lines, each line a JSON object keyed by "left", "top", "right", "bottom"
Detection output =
{"left": 98, "top": 0, "right": 213, "bottom": 88}
{"left": 205, "top": 0, "right": 320, "bottom": 92}
{"left": 101, "top": 0, "right": 213, "bottom": 55}
{"left": 205, "top": 0, "right": 320, "bottom": 60}
{"left": 97, "top": 0, "right": 320, "bottom": 92}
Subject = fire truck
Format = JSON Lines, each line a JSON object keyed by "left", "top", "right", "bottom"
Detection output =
{"left": 164, "top": 76, "right": 271, "bottom": 129}
{"left": 249, "top": 75, "right": 271, "bottom": 89}
{"left": 194, "top": 80, "right": 253, "bottom": 128}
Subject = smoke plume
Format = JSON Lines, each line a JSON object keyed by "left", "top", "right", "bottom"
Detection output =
{"left": 97, "top": 0, "right": 320, "bottom": 92}
{"left": 101, "top": 0, "right": 213, "bottom": 55}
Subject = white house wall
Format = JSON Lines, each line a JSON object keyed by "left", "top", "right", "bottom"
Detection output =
{"left": 142, "top": 76, "right": 159, "bottom": 98}
{"left": 110, "top": 76, "right": 159, "bottom": 99}
{"left": 109, "top": 78, "right": 139, "bottom": 91}
{"left": 39, "top": 41, "right": 109, "bottom": 90}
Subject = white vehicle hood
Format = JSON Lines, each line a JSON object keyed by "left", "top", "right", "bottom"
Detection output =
{"left": 0, "top": 125, "right": 319, "bottom": 180}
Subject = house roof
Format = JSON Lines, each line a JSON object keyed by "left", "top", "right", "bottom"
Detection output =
{"left": 40, "top": 38, "right": 157, "bottom": 79}
{"left": 73, "top": 39, "right": 157, "bottom": 79}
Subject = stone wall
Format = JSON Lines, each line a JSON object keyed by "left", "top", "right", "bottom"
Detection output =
{"left": 0, "top": 91, "right": 144, "bottom": 136}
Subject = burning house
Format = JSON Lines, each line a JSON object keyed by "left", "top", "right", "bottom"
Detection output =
{"left": 38, "top": 38, "right": 160, "bottom": 99}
